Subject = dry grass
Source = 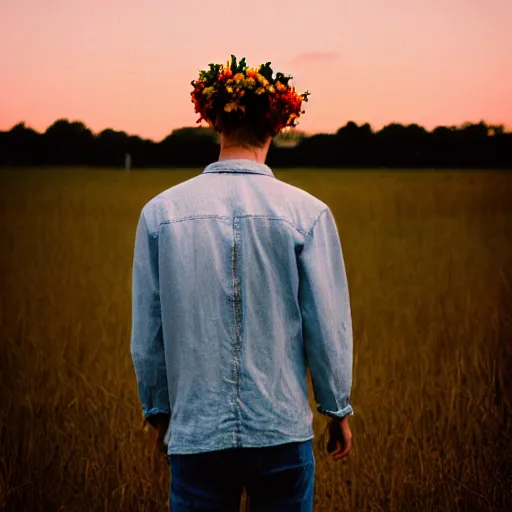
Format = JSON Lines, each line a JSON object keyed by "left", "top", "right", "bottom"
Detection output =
{"left": 0, "top": 167, "right": 511, "bottom": 511}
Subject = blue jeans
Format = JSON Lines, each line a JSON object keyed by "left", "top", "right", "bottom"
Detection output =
{"left": 167, "top": 439, "right": 315, "bottom": 511}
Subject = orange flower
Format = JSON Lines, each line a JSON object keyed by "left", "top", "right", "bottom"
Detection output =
{"left": 244, "top": 77, "right": 256, "bottom": 88}
{"left": 256, "top": 74, "right": 269, "bottom": 87}
{"left": 220, "top": 63, "right": 232, "bottom": 77}
{"left": 219, "top": 68, "right": 232, "bottom": 81}
{"left": 233, "top": 73, "right": 245, "bottom": 81}
{"left": 275, "top": 81, "right": 287, "bottom": 92}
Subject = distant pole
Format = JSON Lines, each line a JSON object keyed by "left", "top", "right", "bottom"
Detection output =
{"left": 125, "top": 153, "right": 132, "bottom": 171}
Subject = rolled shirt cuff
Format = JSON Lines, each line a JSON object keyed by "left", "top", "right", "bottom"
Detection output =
{"left": 317, "top": 403, "right": 354, "bottom": 419}
{"left": 144, "top": 407, "right": 171, "bottom": 420}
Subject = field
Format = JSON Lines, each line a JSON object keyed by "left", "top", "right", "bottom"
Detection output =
{"left": 0, "top": 167, "right": 511, "bottom": 511}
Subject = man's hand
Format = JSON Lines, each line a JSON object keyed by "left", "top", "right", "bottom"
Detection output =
{"left": 147, "top": 413, "right": 170, "bottom": 454}
{"left": 326, "top": 415, "right": 352, "bottom": 461}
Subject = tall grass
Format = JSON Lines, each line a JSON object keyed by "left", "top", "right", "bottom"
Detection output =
{"left": 0, "top": 167, "right": 510, "bottom": 511}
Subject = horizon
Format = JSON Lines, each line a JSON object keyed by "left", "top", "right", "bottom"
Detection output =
{"left": 2, "top": 0, "right": 511, "bottom": 140}
{"left": 5, "top": 118, "right": 511, "bottom": 145}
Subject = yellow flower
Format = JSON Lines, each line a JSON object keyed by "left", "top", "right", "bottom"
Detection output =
{"left": 255, "top": 87, "right": 265, "bottom": 95}
{"left": 275, "top": 81, "right": 287, "bottom": 92}
{"left": 256, "top": 74, "right": 269, "bottom": 87}
{"left": 224, "top": 102, "right": 246, "bottom": 113}
{"left": 224, "top": 102, "right": 238, "bottom": 112}
{"left": 202, "top": 86, "right": 215, "bottom": 96}
{"left": 266, "top": 85, "right": 275, "bottom": 94}
{"left": 226, "top": 86, "right": 234, "bottom": 93}
{"left": 244, "top": 77, "right": 256, "bottom": 88}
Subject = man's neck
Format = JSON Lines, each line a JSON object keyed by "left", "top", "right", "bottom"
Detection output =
{"left": 218, "top": 145, "right": 268, "bottom": 164}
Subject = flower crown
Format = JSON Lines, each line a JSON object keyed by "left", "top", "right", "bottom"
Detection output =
{"left": 190, "top": 55, "right": 310, "bottom": 136}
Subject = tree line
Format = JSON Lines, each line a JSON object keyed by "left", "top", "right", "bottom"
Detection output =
{"left": 1, "top": 119, "right": 511, "bottom": 169}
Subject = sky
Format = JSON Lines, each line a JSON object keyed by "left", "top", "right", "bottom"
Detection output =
{"left": 2, "top": 0, "right": 511, "bottom": 142}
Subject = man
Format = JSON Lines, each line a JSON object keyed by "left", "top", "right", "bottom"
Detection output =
{"left": 131, "top": 56, "right": 354, "bottom": 512}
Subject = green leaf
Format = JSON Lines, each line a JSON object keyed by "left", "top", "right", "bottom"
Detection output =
{"left": 258, "top": 62, "right": 274, "bottom": 81}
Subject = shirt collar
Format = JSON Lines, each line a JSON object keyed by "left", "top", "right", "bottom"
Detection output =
{"left": 202, "top": 159, "right": 275, "bottom": 178}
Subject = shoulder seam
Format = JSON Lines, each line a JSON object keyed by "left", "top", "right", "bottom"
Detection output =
{"left": 305, "top": 207, "right": 329, "bottom": 239}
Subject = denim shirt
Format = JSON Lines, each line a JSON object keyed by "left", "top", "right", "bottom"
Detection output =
{"left": 130, "top": 158, "right": 354, "bottom": 455}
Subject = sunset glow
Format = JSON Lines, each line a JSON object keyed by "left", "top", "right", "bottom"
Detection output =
{"left": 2, "top": 0, "right": 511, "bottom": 142}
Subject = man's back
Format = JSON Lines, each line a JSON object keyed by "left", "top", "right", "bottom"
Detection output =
{"left": 131, "top": 158, "right": 353, "bottom": 455}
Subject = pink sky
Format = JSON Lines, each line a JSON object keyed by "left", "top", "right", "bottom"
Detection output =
{"left": 2, "top": 0, "right": 511, "bottom": 142}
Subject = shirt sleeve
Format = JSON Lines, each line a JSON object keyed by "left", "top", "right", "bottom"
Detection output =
{"left": 298, "top": 207, "right": 354, "bottom": 420}
{"left": 130, "top": 209, "right": 171, "bottom": 420}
